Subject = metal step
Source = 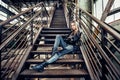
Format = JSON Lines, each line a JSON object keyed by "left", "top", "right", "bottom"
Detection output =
{"left": 42, "top": 28, "right": 70, "bottom": 30}
{"left": 41, "top": 30, "right": 71, "bottom": 34}
{"left": 51, "top": 8, "right": 67, "bottom": 28}
{"left": 34, "top": 44, "right": 53, "bottom": 47}
{"left": 26, "top": 59, "right": 84, "bottom": 64}
{"left": 39, "top": 34, "right": 66, "bottom": 38}
{"left": 51, "top": 23, "right": 67, "bottom": 26}
{"left": 50, "top": 26, "right": 67, "bottom": 28}
{"left": 38, "top": 38, "right": 55, "bottom": 42}
{"left": 51, "top": 22, "right": 66, "bottom": 24}
{"left": 30, "top": 50, "right": 81, "bottom": 55}
{"left": 38, "top": 39, "right": 55, "bottom": 44}
{"left": 52, "top": 19, "right": 66, "bottom": 21}
{"left": 20, "top": 69, "right": 88, "bottom": 78}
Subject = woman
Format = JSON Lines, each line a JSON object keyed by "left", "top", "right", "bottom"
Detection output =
{"left": 32, "top": 21, "right": 81, "bottom": 72}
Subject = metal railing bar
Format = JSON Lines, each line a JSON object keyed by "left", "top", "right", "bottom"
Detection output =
{"left": 104, "top": 46, "right": 120, "bottom": 65}
{"left": 1, "top": 31, "right": 29, "bottom": 78}
{"left": 1, "top": 30, "right": 29, "bottom": 69}
{"left": 82, "top": 43, "right": 97, "bottom": 80}
{"left": 12, "top": 27, "right": 43, "bottom": 80}
{"left": 104, "top": 22, "right": 120, "bottom": 34}
{"left": 83, "top": 37, "right": 101, "bottom": 80}
{"left": 1, "top": 25, "right": 21, "bottom": 43}
{"left": 79, "top": 7, "right": 120, "bottom": 41}
{"left": 0, "top": 2, "right": 43, "bottom": 26}
{"left": 105, "top": 65, "right": 117, "bottom": 80}
{"left": 1, "top": 29, "right": 29, "bottom": 61}
{"left": 79, "top": 19, "right": 120, "bottom": 78}
{"left": 105, "top": 37, "right": 120, "bottom": 53}
{"left": 42, "top": 3, "right": 50, "bottom": 17}
{"left": 0, "top": 9, "right": 42, "bottom": 51}
{"left": 1, "top": 2, "right": 51, "bottom": 79}
{"left": 80, "top": 17, "right": 101, "bottom": 42}
{"left": 81, "top": 14, "right": 101, "bottom": 34}
{"left": 2, "top": 21, "right": 20, "bottom": 34}
{"left": 6, "top": 37, "right": 29, "bottom": 79}
{"left": 85, "top": 36, "right": 102, "bottom": 67}
{"left": 81, "top": 14, "right": 101, "bottom": 41}
{"left": 78, "top": 20, "right": 102, "bottom": 59}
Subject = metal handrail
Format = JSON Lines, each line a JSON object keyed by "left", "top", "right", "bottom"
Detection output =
{"left": 0, "top": 2, "right": 43, "bottom": 26}
{"left": 0, "top": 2, "right": 53, "bottom": 80}
{"left": 68, "top": 3, "right": 120, "bottom": 80}
{"left": 78, "top": 7, "right": 120, "bottom": 41}
{"left": 79, "top": 19, "right": 120, "bottom": 79}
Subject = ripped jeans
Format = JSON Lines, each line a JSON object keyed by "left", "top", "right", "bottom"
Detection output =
{"left": 46, "top": 35, "right": 74, "bottom": 64}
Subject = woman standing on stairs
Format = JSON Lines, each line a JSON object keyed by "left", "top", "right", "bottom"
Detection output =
{"left": 32, "top": 21, "right": 82, "bottom": 72}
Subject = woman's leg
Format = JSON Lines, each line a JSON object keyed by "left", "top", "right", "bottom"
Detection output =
{"left": 47, "top": 45, "right": 73, "bottom": 64}
{"left": 32, "top": 45, "right": 73, "bottom": 72}
{"left": 52, "top": 35, "right": 67, "bottom": 55}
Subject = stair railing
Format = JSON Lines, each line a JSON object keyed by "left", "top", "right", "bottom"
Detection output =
{"left": 63, "top": 2, "right": 70, "bottom": 28}
{"left": 0, "top": 2, "right": 52, "bottom": 80}
{"left": 68, "top": 3, "right": 120, "bottom": 80}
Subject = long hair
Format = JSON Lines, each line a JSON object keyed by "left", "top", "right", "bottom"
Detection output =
{"left": 70, "top": 21, "right": 79, "bottom": 34}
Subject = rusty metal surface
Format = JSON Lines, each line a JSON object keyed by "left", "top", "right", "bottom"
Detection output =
{"left": 20, "top": 69, "right": 88, "bottom": 78}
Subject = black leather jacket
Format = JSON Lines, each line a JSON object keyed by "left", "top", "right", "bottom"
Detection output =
{"left": 64, "top": 30, "right": 81, "bottom": 46}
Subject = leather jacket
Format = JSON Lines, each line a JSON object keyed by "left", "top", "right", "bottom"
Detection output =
{"left": 64, "top": 30, "right": 81, "bottom": 46}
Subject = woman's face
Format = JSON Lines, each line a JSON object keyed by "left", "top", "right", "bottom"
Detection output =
{"left": 71, "top": 23, "right": 76, "bottom": 30}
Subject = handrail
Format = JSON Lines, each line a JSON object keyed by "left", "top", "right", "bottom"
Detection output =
{"left": 79, "top": 7, "right": 120, "bottom": 41}
{"left": 63, "top": 2, "right": 70, "bottom": 28}
{"left": 68, "top": 3, "right": 120, "bottom": 80}
{"left": 0, "top": 2, "right": 53, "bottom": 80}
{"left": 42, "top": 3, "right": 50, "bottom": 17}
{"left": 79, "top": 19, "right": 120, "bottom": 79}
{"left": 0, "top": 2, "right": 43, "bottom": 26}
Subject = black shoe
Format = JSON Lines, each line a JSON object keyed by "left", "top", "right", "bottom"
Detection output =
{"left": 31, "top": 62, "right": 48, "bottom": 72}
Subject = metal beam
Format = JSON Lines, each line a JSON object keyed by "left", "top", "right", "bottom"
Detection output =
{"left": 108, "top": 7, "right": 120, "bottom": 16}
{"left": 100, "top": 0, "right": 115, "bottom": 21}
{"left": 0, "top": 5, "right": 15, "bottom": 16}
{"left": 93, "top": 0, "right": 115, "bottom": 38}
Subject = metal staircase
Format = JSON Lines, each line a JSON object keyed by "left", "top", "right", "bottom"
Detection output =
{"left": 1, "top": 1, "right": 120, "bottom": 80}
{"left": 19, "top": 7, "right": 89, "bottom": 80}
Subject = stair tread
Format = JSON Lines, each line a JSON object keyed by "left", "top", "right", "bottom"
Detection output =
{"left": 38, "top": 39, "right": 55, "bottom": 41}
{"left": 31, "top": 50, "right": 80, "bottom": 54}
{"left": 34, "top": 44, "right": 53, "bottom": 47}
{"left": 20, "top": 69, "right": 88, "bottom": 77}
{"left": 40, "top": 34, "right": 66, "bottom": 37}
{"left": 43, "top": 28, "right": 70, "bottom": 30}
{"left": 26, "top": 59, "right": 84, "bottom": 64}
{"left": 41, "top": 31, "right": 71, "bottom": 33}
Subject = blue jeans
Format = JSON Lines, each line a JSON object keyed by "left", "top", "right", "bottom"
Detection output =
{"left": 46, "top": 35, "right": 74, "bottom": 64}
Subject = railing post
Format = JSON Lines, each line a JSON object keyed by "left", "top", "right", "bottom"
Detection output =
{"left": 30, "top": 9, "right": 34, "bottom": 45}
{"left": 0, "top": 25, "right": 2, "bottom": 80}
{"left": 101, "top": 27, "right": 107, "bottom": 80}
{"left": 0, "top": 26, "right": 2, "bottom": 45}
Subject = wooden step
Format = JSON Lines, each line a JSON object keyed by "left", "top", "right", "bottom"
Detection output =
{"left": 26, "top": 59, "right": 84, "bottom": 64}
{"left": 52, "top": 22, "right": 66, "bottom": 25}
{"left": 37, "top": 39, "right": 55, "bottom": 44}
{"left": 51, "top": 24, "right": 66, "bottom": 26}
{"left": 34, "top": 44, "right": 53, "bottom": 47}
{"left": 38, "top": 39, "right": 55, "bottom": 42}
{"left": 30, "top": 50, "right": 81, "bottom": 55}
{"left": 39, "top": 34, "right": 66, "bottom": 37}
{"left": 50, "top": 26, "right": 67, "bottom": 28}
{"left": 20, "top": 69, "right": 88, "bottom": 78}
{"left": 43, "top": 28, "right": 70, "bottom": 30}
{"left": 41, "top": 30, "right": 71, "bottom": 34}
